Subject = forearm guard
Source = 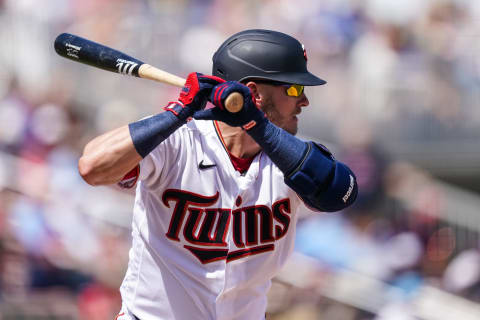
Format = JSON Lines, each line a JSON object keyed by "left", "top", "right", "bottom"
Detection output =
{"left": 285, "top": 142, "right": 357, "bottom": 212}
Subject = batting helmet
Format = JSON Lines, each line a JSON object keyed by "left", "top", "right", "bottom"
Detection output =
{"left": 212, "top": 29, "right": 326, "bottom": 86}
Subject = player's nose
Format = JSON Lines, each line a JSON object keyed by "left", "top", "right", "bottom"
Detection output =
{"left": 297, "top": 92, "right": 309, "bottom": 108}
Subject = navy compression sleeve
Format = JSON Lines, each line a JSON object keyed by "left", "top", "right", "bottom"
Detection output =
{"left": 129, "top": 103, "right": 191, "bottom": 158}
{"left": 247, "top": 120, "right": 306, "bottom": 173}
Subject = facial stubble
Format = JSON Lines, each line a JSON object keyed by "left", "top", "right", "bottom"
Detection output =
{"left": 261, "top": 96, "right": 298, "bottom": 135}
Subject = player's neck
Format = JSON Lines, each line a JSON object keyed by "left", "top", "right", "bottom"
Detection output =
{"left": 216, "top": 121, "right": 261, "bottom": 158}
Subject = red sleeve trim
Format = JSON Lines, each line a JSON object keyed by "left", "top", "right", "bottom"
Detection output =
{"left": 117, "top": 165, "right": 140, "bottom": 189}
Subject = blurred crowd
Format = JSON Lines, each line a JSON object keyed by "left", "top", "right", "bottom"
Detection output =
{"left": 0, "top": 0, "right": 479, "bottom": 318}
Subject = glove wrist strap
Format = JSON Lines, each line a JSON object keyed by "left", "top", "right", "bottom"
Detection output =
{"left": 163, "top": 101, "right": 195, "bottom": 121}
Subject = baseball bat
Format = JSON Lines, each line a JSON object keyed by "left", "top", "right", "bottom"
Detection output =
{"left": 53, "top": 33, "right": 243, "bottom": 113}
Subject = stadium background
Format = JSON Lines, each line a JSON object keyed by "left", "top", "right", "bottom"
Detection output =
{"left": 0, "top": 0, "right": 479, "bottom": 318}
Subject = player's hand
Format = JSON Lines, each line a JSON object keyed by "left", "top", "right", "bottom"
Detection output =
{"left": 193, "top": 81, "right": 267, "bottom": 130}
{"left": 178, "top": 72, "right": 225, "bottom": 111}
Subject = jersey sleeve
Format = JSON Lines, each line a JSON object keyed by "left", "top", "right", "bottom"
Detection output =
{"left": 137, "top": 125, "right": 186, "bottom": 187}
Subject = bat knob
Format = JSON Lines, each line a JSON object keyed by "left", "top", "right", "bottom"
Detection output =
{"left": 224, "top": 92, "right": 244, "bottom": 113}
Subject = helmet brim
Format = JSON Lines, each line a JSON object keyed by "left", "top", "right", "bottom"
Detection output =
{"left": 241, "top": 71, "right": 326, "bottom": 86}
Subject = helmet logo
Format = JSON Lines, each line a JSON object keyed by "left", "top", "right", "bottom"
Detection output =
{"left": 302, "top": 44, "right": 308, "bottom": 61}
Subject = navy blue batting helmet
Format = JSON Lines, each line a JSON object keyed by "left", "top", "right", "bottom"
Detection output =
{"left": 212, "top": 29, "right": 326, "bottom": 86}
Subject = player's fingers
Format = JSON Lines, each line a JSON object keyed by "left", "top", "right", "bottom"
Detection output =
{"left": 209, "top": 81, "right": 252, "bottom": 110}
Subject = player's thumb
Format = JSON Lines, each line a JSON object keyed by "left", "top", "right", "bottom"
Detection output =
{"left": 192, "top": 108, "right": 217, "bottom": 121}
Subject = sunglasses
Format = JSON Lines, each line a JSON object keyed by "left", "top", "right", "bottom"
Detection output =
{"left": 252, "top": 80, "right": 305, "bottom": 97}
{"left": 281, "top": 84, "right": 304, "bottom": 97}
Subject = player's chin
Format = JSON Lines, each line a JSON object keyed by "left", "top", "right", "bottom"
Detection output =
{"left": 284, "top": 120, "right": 298, "bottom": 135}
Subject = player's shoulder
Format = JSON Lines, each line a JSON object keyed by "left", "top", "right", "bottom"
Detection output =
{"left": 185, "top": 119, "right": 216, "bottom": 135}
{"left": 164, "top": 120, "right": 216, "bottom": 148}
{"left": 185, "top": 119, "right": 213, "bottom": 132}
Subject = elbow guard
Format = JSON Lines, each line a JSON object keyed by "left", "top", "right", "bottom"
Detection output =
{"left": 284, "top": 142, "right": 358, "bottom": 212}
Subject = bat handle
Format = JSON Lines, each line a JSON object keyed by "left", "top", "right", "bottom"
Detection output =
{"left": 224, "top": 92, "right": 243, "bottom": 113}
{"left": 138, "top": 65, "right": 243, "bottom": 113}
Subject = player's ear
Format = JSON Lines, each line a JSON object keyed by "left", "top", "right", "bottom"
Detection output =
{"left": 245, "top": 81, "right": 262, "bottom": 105}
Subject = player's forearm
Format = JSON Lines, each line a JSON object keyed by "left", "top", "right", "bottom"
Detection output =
{"left": 247, "top": 120, "right": 358, "bottom": 212}
{"left": 79, "top": 108, "right": 190, "bottom": 186}
{"left": 79, "top": 125, "right": 142, "bottom": 185}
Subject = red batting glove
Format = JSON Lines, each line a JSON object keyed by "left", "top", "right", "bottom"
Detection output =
{"left": 178, "top": 72, "right": 225, "bottom": 110}
{"left": 164, "top": 72, "right": 225, "bottom": 119}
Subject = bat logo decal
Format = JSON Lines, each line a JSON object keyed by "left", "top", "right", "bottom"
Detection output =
{"left": 116, "top": 59, "right": 138, "bottom": 75}
{"left": 65, "top": 43, "right": 81, "bottom": 59}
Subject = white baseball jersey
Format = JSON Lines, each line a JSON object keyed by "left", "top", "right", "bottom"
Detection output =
{"left": 119, "top": 119, "right": 312, "bottom": 320}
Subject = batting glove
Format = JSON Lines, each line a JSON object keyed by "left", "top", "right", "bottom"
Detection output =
{"left": 193, "top": 81, "right": 267, "bottom": 130}
{"left": 165, "top": 72, "right": 225, "bottom": 119}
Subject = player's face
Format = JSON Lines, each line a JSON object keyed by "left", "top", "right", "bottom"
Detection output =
{"left": 256, "top": 83, "right": 309, "bottom": 135}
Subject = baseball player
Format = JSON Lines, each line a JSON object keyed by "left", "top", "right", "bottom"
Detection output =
{"left": 79, "top": 29, "right": 358, "bottom": 320}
